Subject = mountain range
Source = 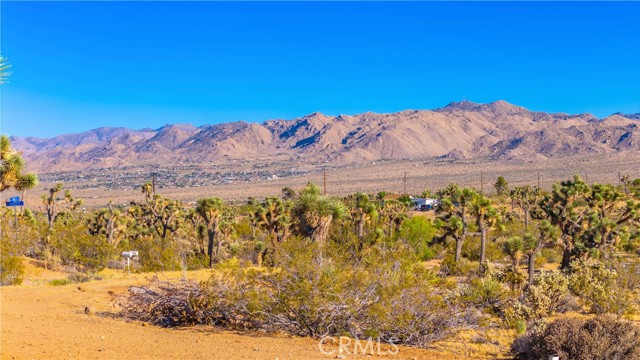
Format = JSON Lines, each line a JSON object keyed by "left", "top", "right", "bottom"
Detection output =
{"left": 11, "top": 100, "right": 640, "bottom": 172}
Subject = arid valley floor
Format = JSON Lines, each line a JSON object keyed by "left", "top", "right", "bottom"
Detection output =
{"left": 9, "top": 153, "right": 640, "bottom": 209}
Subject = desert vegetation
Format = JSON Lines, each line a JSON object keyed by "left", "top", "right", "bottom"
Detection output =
{"left": 2, "top": 133, "right": 640, "bottom": 359}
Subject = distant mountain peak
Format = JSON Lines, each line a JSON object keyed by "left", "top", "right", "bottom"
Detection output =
{"left": 437, "top": 100, "right": 529, "bottom": 115}
{"left": 613, "top": 112, "right": 640, "bottom": 120}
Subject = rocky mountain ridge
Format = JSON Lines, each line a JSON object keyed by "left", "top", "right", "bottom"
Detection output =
{"left": 12, "top": 100, "right": 639, "bottom": 172}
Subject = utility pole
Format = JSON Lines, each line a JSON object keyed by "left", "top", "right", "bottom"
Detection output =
{"left": 323, "top": 168, "right": 327, "bottom": 196}
{"left": 480, "top": 171, "right": 484, "bottom": 194}
{"left": 618, "top": 171, "right": 621, "bottom": 187}
{"left": 403, "top": 172, "right": 408, "bottom": 196}
{"left": 152, "top": 172, "right": 157, "bottom": 196}
{"left": 537, "top": 172, "right": 541, "bottom": 189}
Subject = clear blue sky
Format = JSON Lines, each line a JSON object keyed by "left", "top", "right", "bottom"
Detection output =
{"left": 1, "top": 1, "right": 639, "bottom": 138}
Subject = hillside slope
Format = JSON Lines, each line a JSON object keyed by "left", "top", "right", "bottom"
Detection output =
{"left": 12, "top": 100, "right": 640, "bottom": 172}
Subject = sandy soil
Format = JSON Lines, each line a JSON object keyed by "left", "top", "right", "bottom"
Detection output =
{"left": 1, "top": 262, "right": 505, "bottom": 360}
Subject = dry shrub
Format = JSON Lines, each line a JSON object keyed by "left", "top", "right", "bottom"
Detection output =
{"left": 512, "top": 316, "right": 640, "bottom": 360}
{"left": 114, "top": 239, "right": 478, "bottom": 349}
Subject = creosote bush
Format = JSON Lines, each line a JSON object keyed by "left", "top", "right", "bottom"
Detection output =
{"left": 512, "top": 316, "right": 640, "bottom": 360}
{"left": 0, "top": 254, "right": 24, "bottom": 285}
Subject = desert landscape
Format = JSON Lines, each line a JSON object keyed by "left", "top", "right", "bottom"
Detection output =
{"left": 2, "top": 2, "right": 640, "bottom": 360}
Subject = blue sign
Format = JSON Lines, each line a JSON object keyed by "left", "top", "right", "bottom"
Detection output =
{"left": 6, "top": 197, "right": 24, "bottom": 207}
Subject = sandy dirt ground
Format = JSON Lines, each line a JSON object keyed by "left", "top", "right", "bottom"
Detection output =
{"left": 0, "top": 261, "right": 509, "bottom": 360}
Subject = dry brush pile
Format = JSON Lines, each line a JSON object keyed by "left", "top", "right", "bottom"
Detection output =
{"left": 111, "top": 240, "right": 479, "bottom": 349}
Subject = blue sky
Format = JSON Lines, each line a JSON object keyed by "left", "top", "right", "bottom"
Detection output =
{"left": 1, "top": 1, "right": 639, "bottom": 138}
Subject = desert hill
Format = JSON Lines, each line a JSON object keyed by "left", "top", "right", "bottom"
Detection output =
{"left": 11, "top": 100, "right": 640, "bottom": 172}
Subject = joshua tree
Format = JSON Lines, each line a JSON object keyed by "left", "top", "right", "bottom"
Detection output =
{"left": 257, "top": 196, "right": 293, "bottom": 264}
{"left": 470, "top": 192, "right": 501, "bottom": 268}
{"left": 41, "top": 183, "right": 83, "bottom": 229}
{"left": 502, "top": 236, "right": 526, "bottom": 290}
{"left": 510, "top": 185, "right": 539, "bottom": 231}
{"left": 437, "top": 184, "right": 478, "bottom": 263}
{"left": 539, "top": 176, "right": 640, "bottom": 269}
{"left": 87, "top": 202, "right": 127, "bottom": 247}
{"left": 195, "top": 197, "right": 225, "bottom": 268}
{"left": 352, "top": 192, "right": 378, "bottom": 242}
{"left": 1, "top": 135, "right": 38, "bottom": 194}
{"left": 294, "top": 183, "right": 345, "bottom": 260}
{"left": 494, "top": 176, "right": 509, "bottom": 197}
{"left": 523, "top": 220, "right": 557, "bottom": 286}
{"left": 141, "top": 181, "right": 154, "bottom": 202}
{"left": 217, "top": 207, "right": 236, "bottom": 260}
{"left": 379, "top": 199, "right": 406, "bottom": 241}
{"left": 14, "top": 173, "right": 38, "bottom": 201}
{"left": 620, "top": 174, "right": 631, "bottom": 195}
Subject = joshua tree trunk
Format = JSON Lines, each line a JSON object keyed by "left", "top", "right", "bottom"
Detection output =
{"left": 455, "top": 235, "right": 464, "bottom": 263}
{"left": 207, "top": 219, "right": 220, "bottom": 268}
{"left": 311, "top": 216, "right": 332, "bottom": 245}
{"left": 528, "top": 252, "right": 536, "bottom": 286}
{"left": 479, "top": 213, "right": 487, "bottom": 267}
{"left": 207, "top": 229, "right": 215, "bottom": 268}
{"left": 357, "top": 213, "right": 365, "bottom": 240}
{"left": 560, "top": 248, "right": 572, "bottom": 270}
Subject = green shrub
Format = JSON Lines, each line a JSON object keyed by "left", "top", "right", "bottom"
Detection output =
{"left": 50, "top": 221, "right": 112, "bottom": 272}
{"left": 399, "top": 216, "right": 436, "bottom": 253}
{"left": 440, "top": 253, "right": 478, "bottom": 276}
{"left": 568, "top": 259, "right": 637, "bottom": 316}
{"left": 461, "top": 276, "right": 509, "bottom": 313}
{"left": 49, "top": 279, "right": 71, "bottom": 286}
{"left": 525, "top": 271, "right": 571, "bottom": 318}
{"left": 0, "top": 255, "right": 24, "bottom": 286}
{"left": 539, "top": 247, "right": 562, "bottom": 265}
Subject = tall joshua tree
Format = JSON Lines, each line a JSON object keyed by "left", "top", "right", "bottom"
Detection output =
{"left": 352, "top": 192, "right": 378, "bottom": 241}
{"left": 195, "top": 197, "right": 225, "bottom": 268}
{"left": 510, "top": 185, "right": 539, "bottom": 232}
{"left": 257, "top": 196, "right": 293, "bottom": 264}
{"left": 524, "top": 220, "right": 557, "bottom": 286}
{"left": 379, "top": 199, "right": 406, "bottom": 241}
{"left": 539, "top": 176, "right": 640, "bottom": 269}
{"left": 437, "top": 184, "right": 478, "bottom": 263}
{"left": 41, "top": 183, "right": 83, "bottom": 229}
{"left": 471, "top": 192, "right": 501, "bottom": 269}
